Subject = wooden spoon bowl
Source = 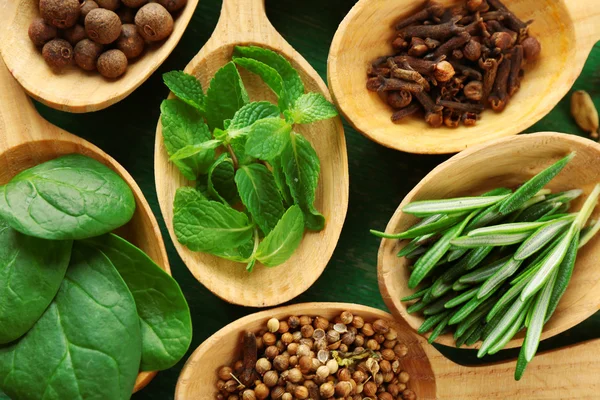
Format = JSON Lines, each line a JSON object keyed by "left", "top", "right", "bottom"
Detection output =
{"left": 0, "top": 56, "right": 170, "bottom": 392}
{"left": 378, "top": 132, "right": 600, "bottom": 349}
{"left": 154, "top": 0, "right": 349, "bottom": 307}
{"left": 176, "top": 302, "right": 600, "bottom": 399}
{"left": 328, "top": 0, "right": 600, "bottom": 154}
{"left": 0, "top": 0, "right": 197, "bottom": 113}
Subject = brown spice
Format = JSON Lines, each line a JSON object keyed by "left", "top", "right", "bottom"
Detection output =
{"left": 28, "top": 18, "right": 58, "bottom": 47}
{"left": 571, "top": 90, "right": 599, "bottom": 138}
{"left": 40, "top": 0, "right": 80, "bottom": 29}
{"left": 85, "top": 8, "right": 122, "bottom": 44}
{"left": 42, "top": 39, "right": 73, "bottom": 71}
{"left": 74, "top": 39, "right": 103, "bottom": 71}
{"left": 135, "top": 3, "right": 174, "bottom": 41}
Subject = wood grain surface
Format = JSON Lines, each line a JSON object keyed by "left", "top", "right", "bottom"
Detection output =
{"left": 154, "top": 0, "right": 349, "bottom": 307}
{"left": 2, "top": 0, "right": 598, "bottom": 399}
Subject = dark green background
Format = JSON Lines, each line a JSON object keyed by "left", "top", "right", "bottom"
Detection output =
{"left": 13, "top": 0, "right": 600, "bottom": 398}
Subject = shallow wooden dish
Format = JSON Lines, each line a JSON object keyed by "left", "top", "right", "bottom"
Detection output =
{"left": 154, "top": 0, "right": 349, "bottom": 307}
{"left": 378, "top": 132, "right": 600, "bottom": 349}
{"left": 0, "top": 0, "right": 198, "bottom": 113}
{"left": 176, "top": 302, "right": 600, "bottom": 399}
{"left": 0, "top": 56, "right": 170, "bottom": 392}
{"left": 328, "top": 0, "right": 600, "bottom": 154}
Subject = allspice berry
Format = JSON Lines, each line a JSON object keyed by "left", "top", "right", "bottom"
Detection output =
{"left": 28, "top": 18, "right": 58, "bottom": 47}
{"left": 96, "top": 0, "right": 121, "bottom": 11}
{"left": 96, "top": 49, "right": 128, "bottom": 78}
{"left": 42, "top": 39, "right": 73, "bottom": 71}
{"left": 74, "top": 39, "right": 103, "bottom": 70}
{"left": 63, "top": 24, "right": 87, "bottom": 45}
{"left": 80, "top": 1, "right": 99, "bottom": 22}
{"left": 116, "top": 24, "right": 145, "bottom": 59}
{"left": 135, "top": 3, "right": 174, "bottom": 41}
{"left": 85, "top": 8, "right": 122, "bottom": 44}
{"left": 122, "top": 0, "right": 148, "bottom": 7}
{"left": 40, "top": 0, "right": 80, "bottom": 29}
{"left": 156, "top": 0, "right": 188, "bottom": 12}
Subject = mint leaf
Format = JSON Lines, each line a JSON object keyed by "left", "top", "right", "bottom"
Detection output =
{"left": 174, "top": 187, "right": 206, "bottom": 209}
{"left": 233, "top": 46, "right": 304, "bottom": 110}
{"left": 230, "top": 136, "right": 256, "bottom": 166}
{"left": 281, "top": 132, "right": 325, "bottom": 230}
{"left": 229, "top": 101, "right": 280, "bottom": 133}
{"left": 245, "top": 117, "right": 292, "bottom": 160}
{"left": 163, "top": 71, "right": 205, "bottom": 112}
{"left": 271, "top": 157, "right": 293, "bottom": 206}
{"left": 205, "top": 62, "right": 249, "bottom": 130}
{"left": 235, "top": 164, "right": 285, "bottom": 235}
{"left": 208, "top": 154, "right": 237, "bottom": 203}
{"left": 170, "top": 139, "right": 221, "bottom": 161}
{"left": 256, "top": 205, "right": 305, "bottom": 267}
{"left": 233, "top": 58, "right": 286, "bottom": 106}
{"left": 161, "top": 99, "right": 212, "bottom": 179}
{"left": 289, "top": 93, "right": 338, "bottom": 124}
{"left": 196, "top": 175, "right": 211, "bottom": 199}
{"left": 173, "top": 199, "right": 254, "bottom": 253}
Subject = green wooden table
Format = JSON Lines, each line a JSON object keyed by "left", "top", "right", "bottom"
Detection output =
{"left": 20, "top": 0, "right": 600, "bottom": 398}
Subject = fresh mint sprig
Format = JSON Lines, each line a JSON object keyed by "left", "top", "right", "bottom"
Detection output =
{"left": 161, "top": 46, "right": 338, "bottom": 269}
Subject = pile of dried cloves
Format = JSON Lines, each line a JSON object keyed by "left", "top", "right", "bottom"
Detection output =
{"left": 215, "top": 312, "right": 416, "bottom": 399}
{"left": 367, "top": 0, "right": 541, "bottom": 127}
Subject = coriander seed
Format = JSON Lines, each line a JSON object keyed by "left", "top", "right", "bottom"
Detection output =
{"left": 287, "top": 368, "right": 303, "bottom": 383}
{"left": 254, "top": 384, "right": 269, "bottom": 400}
{"left": 298, "top": 355, "right": 312, "bottom": 374}
{"left": 241, "top": 390, "right": 256, "bottom": 400}
{"left": 319, "top": 382, "right": 335, "bottom": 398}
{"left": 270, "top": 386, "right": 285, "bottom": 399}
{"left": 352, "top": 316, "right": 365, "bottom": 329}
{"left": 278, "top": 321, "right": 289, "bottom": 334}
{"left": 362, "top": 323, "right": 375, "bottom": 337}
{"left": 273, "top": 355, "right": 289, "bottom": 371}
{"left": 297, "top": 344, "right": 311, "bottom": 357}
{"left": 281, "top": 332, "right": 293, "bottom": 345}
{"left": 325, "top": 359, "right": 338, "bottom": 375}
{"left": 218, "top": 366, "right": 232, "bottom": 381}
{"left": 382, "top": 348, "right": 395, "bottom": 361}
{"left": 340, "top": 311, "right": 353, "bottom": 325}
{"left": 335, "top": 381, "right": 352, "bottom": 397}
{"left": 301, "top": 324, "right": 314, "bottom": 338}
{"left": 379, "top": 392, "right": 394, "bottom": 400}
{"left": 399, "top": 371, "right": 410, "bottom": 383}
{"left": 326, "top": 330, "right": 340, "bottom": 343}
{"left": 263, "top": 370, "right": 279, "bottom": 387}
{"left": 299, "top": 316, "right": 312, "bottom": 326}
{"left": 294, "top": 386, "right": 309, "bottom": 399}
{"left": 314, "top": 317, "right": 329, "bottom": 330}
{"left": 373, "top": 319, "right": 390, "bottom": 334}
{"left": 337, "top": 368, "right": 351, "bottom": 381}
{"left": 403, "top": 389, "right": 417, "bottom": 400}
{"left": 267, "top": 318, "right": 280, "bottom": 333}
{"left": 255, "top": 358, "right": 271, "bottom": 375}
{"left": 394, "top": 343, "right": 408, "bottom": 358}
{"left": 288, "top": 316, "right": 300, "bottom": 329}
{"left": 263, "top": 332, "right": 276, "bottom": 346}
{"left": 280, "top": 393, "right": 292, "bottom": 400}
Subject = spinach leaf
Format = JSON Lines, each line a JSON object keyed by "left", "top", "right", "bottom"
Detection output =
{"left": 0, "top": 155, "right": 136, "bottom": 240}
{"left": 235, "top": 164, "right": 285, "bottom": 235}
{"left": 0, "top": 242, "right": 141, "bottom": 400}
{"left": 161, "top": 99, "right": 213, "bottom": 180}
{"left": 163, "top": 71, "right": 206, "bottom": 112}
{"left": 287, "top": 93, "right": 338, "bottom": 124}
{"left": 205, "top": 62, "right": 249, "bottom": 130}
{"left": 0, "top": 218, "right": 72, "bottom": 344}
{"left": 245, "top": 118, "right": 292, "bottom": 160}
{"left": 256, "top": 205, "right": 305, "bottom": 267}
{"left": 208, "top": 154, "right": 237, "bottom": 204}
{"left": 173, "top": 198, "right": 254, "bottom": 253}
{"left": 84, "top": 234, "right": 192, "bottom": 371}
{"left": 280, "top": 133, "right": 325, "bottom": 230}
{"left": 233, "top": 46, "right": 304, "bottom": 110}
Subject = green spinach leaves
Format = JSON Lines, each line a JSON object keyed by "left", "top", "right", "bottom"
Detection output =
{"left": 0, "top": 154, "right": 135, "bottom": 240}
{"left": 162, "top": 46, "right": 338, "bottom": 270}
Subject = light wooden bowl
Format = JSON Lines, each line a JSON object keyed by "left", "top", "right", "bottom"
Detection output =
{"left": 0, "top": 56, "right": 169, "bottom": 393}
{"left": 176, "top": 302, "right": 600, "bottom": 399}
{"left": 378, "top": 132, "right": 600, "bottom": 350}
{"left": 0, "top": 0, "right": 198, "bottom": 113}
{"left": 154, "top": 0, "right": 349, "bottom": 307}
{"left": 328, "top": 0, "right": 600, "bottom": 154}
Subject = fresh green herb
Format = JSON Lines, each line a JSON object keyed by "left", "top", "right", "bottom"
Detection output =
{"left": 0, "top": 155, "right": 136, "bottom": 240}
{"left": 0, "top": 242, "right": 142, "bottom": 400}
{"left": 163, "top": 46, "right": 338, "bottom": 270}
{"left": 372, "top": 153, "right": 600, "bottom": 380}
{"left": 84, "top": 234, "right": 193, "bottom": 371}
{"left": 0, "top": 218, "right": 72, "bottom": 344}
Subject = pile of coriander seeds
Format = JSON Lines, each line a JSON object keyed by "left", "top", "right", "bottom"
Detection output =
{"left": 216, "top": 311, "right": 417, "bottom": 400}
{"left": 29, "top": 0, "right": 186, "bottom": 78}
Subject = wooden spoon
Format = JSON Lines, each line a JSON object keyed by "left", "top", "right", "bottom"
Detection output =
{"left": 176, "top": 302, "right": 600, "bottom": 399}
{"left": 328, "top": 0, "right": 600, "bottom": 154}
{"left": 154, "top": 0, "right": 349, "bottom": 307}
{"left": 0, "top": 56, "right": 169, "bottom": 393}
{"left": 0, "top": 0, "right": 197, "bottom": 113}
{"left": 378, "top": 132, "right": 600, "bottom": 349}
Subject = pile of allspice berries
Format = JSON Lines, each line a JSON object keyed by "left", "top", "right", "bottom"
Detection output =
{"left": 28, "top": 0, "right": 187, "bottom": 78}
{"left": 216, "top": 311, "right": 417, "bottom": 400}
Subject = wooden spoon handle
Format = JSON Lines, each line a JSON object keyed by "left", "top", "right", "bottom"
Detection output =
{"left": 0, "top": 56, "right": 54, "bottom": 152}
{"left": 564, "top": 0, "right": 600, "bottom": 65}
{"left": 212, "top": 0, "right": 277, "bottom": 43}
{"left": 424, "top": 339, "right": 600, "bottom": 399}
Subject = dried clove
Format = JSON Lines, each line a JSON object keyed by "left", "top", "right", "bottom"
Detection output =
{"left": 443, "top": 109, "right": 461, "bottom": 127}
{"left": 522, "top": 36, "right": 541, "bottom": 61}
{"left": 379, "top": 76, "right": 424, "bottom": 93}
{"left": 388, "top": 90, "right": 413, "bottom": 109}
{"left": 391, "top": 104, "right": 421, "bottom": 123}
{"left": 239, "top": 331, "right": 258, "bottom": 387}
{"left": 414, "top": 90, "right": 443, "bottom": 113}
{"left": 425, "top": 38, "right": 441, "bottom": 49}
{"left": 408, "top": 37, "right": 430, "bottom": 57}
{"left": 480, "top": 57, "right": 500, "bottom": 102}
{"left": 438, "top": 99, "right": 485, "bottom": 113}
{"left": 491, "top": 31, "right": 513, "bottom": 51}
{"left": 464, "top": 39, "right": 482, "bottom": 61}
{"left": 462, "top": 111, "right": 478, "bottom": 126}
{"left": 425, "top": 110, "right": 444, "bottom": 127}
{"left": 507, "top": 45, "right": 523, "bottom": 96}
{"left": 464, "top": 80, "right": 484, "bottom": 101}
{"left": 395, "top": 0, "right": 445, "bottom": 30}
{"left": 400, "top": 16, "right": 465, "bottom": 41}
{"left": 427, "top": 31, "right": 471, "bottom": 60}
{"left": 434, "top": 60, "right": 456, "bottom": 82}
{"left": 489, "top": 56, "right": 511, "bottom": 111}
{"left": 389, "top": 59, "right": 431, "bottom": 90}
